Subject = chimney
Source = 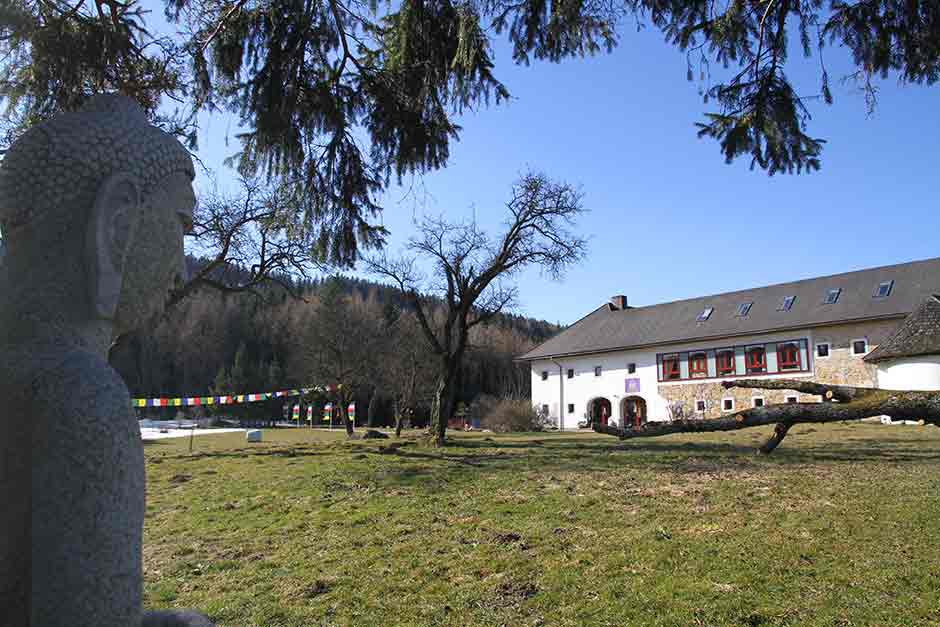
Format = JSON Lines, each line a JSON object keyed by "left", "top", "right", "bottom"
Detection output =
{"left": 609, "top": 295, "right": 628, "bottom": 311}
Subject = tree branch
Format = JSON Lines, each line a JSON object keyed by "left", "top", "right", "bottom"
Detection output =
{"left": 595, "top": 381, "right": 940, "bottom": 454}
{"left": 721, "top": 378, "right": 876, "bottom": 403}
{"left": 200, "top": 0, "right": 248, "bottom": 53}
{"left": 759, "top": 420, "right": 794, "bottom": 454}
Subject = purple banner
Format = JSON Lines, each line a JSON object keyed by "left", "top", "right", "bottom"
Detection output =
{"left": 625, "top": 378, "right": 641, "bottom": 393}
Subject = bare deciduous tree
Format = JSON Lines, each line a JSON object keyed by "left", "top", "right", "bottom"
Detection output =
{"left": 368, "top": 171, "right": 587, "bottom": 446}
{"left": 109, "top": 176, "right": 320, "bottom": 369}
{"left": 296, "top": 277, "right": 388, "bottom": 437}
{"left": 385, "top": 311, "right": 438, "bottom": 436}
{"left": 172, "top": 176, "right": 320, "bottom": 308}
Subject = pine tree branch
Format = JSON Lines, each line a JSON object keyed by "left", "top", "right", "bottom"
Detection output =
{"left": 200, "top": 0, "right": 248, "bottom": 53}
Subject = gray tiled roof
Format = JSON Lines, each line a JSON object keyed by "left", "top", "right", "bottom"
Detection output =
{"left": 519, "top": 257, "right": 940, "bottom": 361}
{"left": 863, "top": 295, "right": 940, "bottom": 363}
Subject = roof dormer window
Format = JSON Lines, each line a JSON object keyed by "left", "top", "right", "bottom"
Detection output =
{"left": 823, "top": 288, "right": 841, "bottom": 305}
{"left": 736, "top": 302, "right": 753, "bottom": 317}
{"left": 777, "top": 295, "right": 795, "bottom": 311}
{"left": 696, "top": 307, "right": 714, "bottom": 322}
{"left": 873, "top": 280, "right": 894, "bottom": 298}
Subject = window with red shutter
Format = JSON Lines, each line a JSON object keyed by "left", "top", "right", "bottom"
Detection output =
{"left": 689, "top": 352, "right": 708, "bottom": 377}
{"left": 778, "top": 342, "right": 800, "bottom": 370}
{"left": 746, "top": 346, "right": 766, "bottom": 373}
{"left": 716, "top": 349, "right": 735, "bottom": 376}
{"left": 663, "top": 355, "right": 681, "bottom": 380}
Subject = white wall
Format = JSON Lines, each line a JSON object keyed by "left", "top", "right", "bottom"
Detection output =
{"left": 876, "top": 356, "right": 940, "bottom": 391}
{"left": 530, "top": 348, "right": 660, "bottom": 429}
{"left": 529, "top": 329, "right": 817, "bottom": 429}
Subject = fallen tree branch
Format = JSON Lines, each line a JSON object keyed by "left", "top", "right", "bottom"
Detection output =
{"left": 720, "top": 378, "right": 877, "bottom": 403}
{"left": 759, "top": 420, "right": 794, "bottom": 454}
{"left": 594, "top": 379, "right": 940, "bottom": 454}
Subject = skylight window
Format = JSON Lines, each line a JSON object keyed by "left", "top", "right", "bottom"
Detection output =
{"left": 736, "top": 302, "right": 753, "bottom": 317}
{"left": 823, "top": 288, "right": 842, "bottom": 305}
{"left": 696, "top": 307, "right": 714, "bottom": 322}
{"left": 777, "top": 295, "right": 795, "bottom": 311}
{"left": 873, "top": 280, "right": 894, "bottom": 298}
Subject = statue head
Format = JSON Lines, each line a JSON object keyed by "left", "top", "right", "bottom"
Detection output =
{"left": 0, "top": 94, "right": 195, "bottom": 339}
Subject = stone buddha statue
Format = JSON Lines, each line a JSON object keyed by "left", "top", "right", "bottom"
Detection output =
{"left": 0, "top": 95, "right": 212, "bottom": 626}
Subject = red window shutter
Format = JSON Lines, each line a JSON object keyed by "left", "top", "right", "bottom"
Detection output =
{"left": 664, "top": 357, "right": 680, "bottom": 379}
{"left": 747, "top": 348, "right": 765, "bottom": 370}
{"left": 779, "top": 344, "right": 799, "bottom": 368}
{"left": 717, "top": 351, "right": 734, "bottom": 374}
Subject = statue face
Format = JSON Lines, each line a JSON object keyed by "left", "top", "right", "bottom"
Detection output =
{"left": 113, "top": 172, "right": 195, "bottom": 336}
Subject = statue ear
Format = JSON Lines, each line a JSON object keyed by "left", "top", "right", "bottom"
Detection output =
{"left": 86, "top": 173, "right": 141, "bottom": 319}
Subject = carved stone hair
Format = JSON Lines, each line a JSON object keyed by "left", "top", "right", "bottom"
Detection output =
{"left": 0, "top": 94, "right": 194, "bottom": 234}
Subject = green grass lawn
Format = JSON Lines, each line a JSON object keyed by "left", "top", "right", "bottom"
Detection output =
{"left": 143, "top": 424, "right": 940, "bottom": 626}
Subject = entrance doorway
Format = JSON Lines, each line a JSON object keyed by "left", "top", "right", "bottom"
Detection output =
{"left": 622, "top": 396, "right": 648, "bottom": 429}
{"left": 589, "top": 397, "right": 612, "bottom": 427}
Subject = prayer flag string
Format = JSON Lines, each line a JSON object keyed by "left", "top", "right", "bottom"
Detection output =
{"left": 132, "top": 384, "right": 343, "bottom": 408}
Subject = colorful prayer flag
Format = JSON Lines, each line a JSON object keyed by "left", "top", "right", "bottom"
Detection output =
{"left": 132, "top": 385, "right": 342, "bottom": 410}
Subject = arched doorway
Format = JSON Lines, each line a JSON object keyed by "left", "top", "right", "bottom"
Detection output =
{"left": 621, "top": 396, "right": 648, "bottom": 429}
{"left": 588, "top": 397, "right": 612, "bottom": 427}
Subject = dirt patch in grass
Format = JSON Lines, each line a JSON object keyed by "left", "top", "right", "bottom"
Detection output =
{"left": 302, "top": 579, "right": 332, "bottom": 597}
{"left": 494, "top": 579, "right": 538, "bottom": 602}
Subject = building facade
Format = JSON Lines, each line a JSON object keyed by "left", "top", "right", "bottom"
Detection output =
{"left": 866, "top": 294, "right": 940, "bottom": 392}
{"left": 519, "top": 258, "right": 940, "bottom": 429}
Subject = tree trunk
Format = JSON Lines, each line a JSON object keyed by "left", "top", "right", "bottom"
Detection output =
{"left": 339, "top": 400, "right": 355, "bottom": 437}
{"left": 393, "top": 399, "right": 403, "bottom": 438}
{"left": 430, "top": 364, "right": 459, "bottom": 447}
{"left": 593, "top": 379, "right": 940, "bottom": 454}
{"left": 367, "top": 390, "right": 379, "bottom": 428}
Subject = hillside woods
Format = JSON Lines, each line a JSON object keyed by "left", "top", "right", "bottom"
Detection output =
{"left": 112, "top": 268, "right": 560, "bottom": 426}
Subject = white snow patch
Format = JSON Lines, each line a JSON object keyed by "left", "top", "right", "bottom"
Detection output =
{"left": 141, "top": 427, "right": 245, "bottom": 440}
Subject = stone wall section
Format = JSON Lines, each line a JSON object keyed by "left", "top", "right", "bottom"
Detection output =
{"left": 812, "top": 319, "right": 899, "bottom": 386}
{"left": 657, "top": 319, "right": 902, "bottom": 420}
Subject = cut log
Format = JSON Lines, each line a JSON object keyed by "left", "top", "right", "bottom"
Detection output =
{"left": 593, "top": 379, "right": 940, "bottom": 454}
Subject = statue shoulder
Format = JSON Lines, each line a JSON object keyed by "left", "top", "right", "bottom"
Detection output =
{"left": 0, "top": 346, "right": 131, "bottom": 415}
{"left": 45, "top": 350, "right": 131, "bottom": 410}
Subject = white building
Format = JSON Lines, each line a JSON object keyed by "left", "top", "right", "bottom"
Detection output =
{"left": 518, "top": 258, "right": 940, "bottom": 429}
{"left": 866, "top": 294, "right": 940, "bottom": 392}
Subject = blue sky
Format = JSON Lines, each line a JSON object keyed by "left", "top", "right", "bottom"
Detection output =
{"left": 179, "top": 12, "right": 940, "bottom": 326}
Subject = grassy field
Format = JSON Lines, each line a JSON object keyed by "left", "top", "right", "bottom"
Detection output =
{"left": 143, "top": 424, "right": 940, "bottom": 626}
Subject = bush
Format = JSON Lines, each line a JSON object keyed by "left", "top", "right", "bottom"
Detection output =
{"left": 479, "top": 398, "right": 546, "bottom": 433}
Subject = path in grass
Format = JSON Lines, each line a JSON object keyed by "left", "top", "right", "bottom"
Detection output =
{"left": 143, "top": 424, "right": 940, "bottom": 626}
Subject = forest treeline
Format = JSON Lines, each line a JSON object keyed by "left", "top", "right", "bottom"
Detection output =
{"left": 111, "top": 259, "right": 560, "bottom": 427}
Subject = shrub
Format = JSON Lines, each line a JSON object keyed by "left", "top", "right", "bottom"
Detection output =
{"left": 480, "top": 398, "right": 546, "bottom": 433}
